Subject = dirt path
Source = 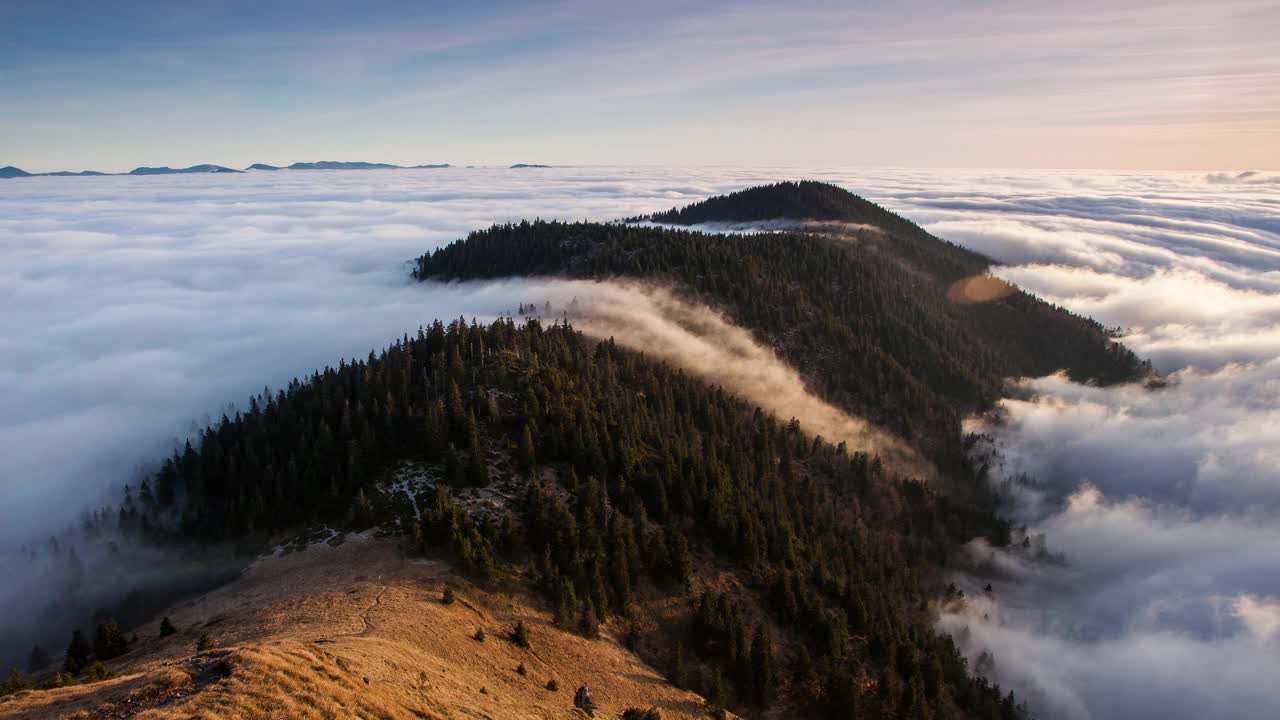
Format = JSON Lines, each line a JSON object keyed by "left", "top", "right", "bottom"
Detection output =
{"left": 359, "top": 585, "right": 387, "bottom": 636}
{"left": 315, "top": 582, "right": 387, "bottom": 644}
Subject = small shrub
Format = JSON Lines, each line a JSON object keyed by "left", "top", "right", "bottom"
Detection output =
{"left": 546, "top": 678, "right": 559, "bottom": 691}
{"left": 151, "top": 669, "right": 192, "bottom": 691}
{"left": 159, "top": 617, "right": 176, "bottom": 637}
{"left": 441, "top": 587, "right": 455, "bottom": 605}
{"left": 622, "top": 708, "right": 662, "bottom": 720}
{"left": 196, "top": 633, "right": 213, "bottom": 652}
{"left": 472, "top": 627, "right": 485, "bottom": 642}
{"left": 509, "top": 621, "right": 531, "bottom": 648}
{"left": 479, "top": 686, "right": 488, "bottom": 695}
{"left": 516, "top": 663, "right": 526, "bottom": 676}
{"left": 52, "top": 672, "right": 74, "bottom": 688}
{"left": 84, "top": 661, "right": 112, "bottom": 683}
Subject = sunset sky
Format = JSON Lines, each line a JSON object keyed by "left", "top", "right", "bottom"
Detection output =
{"left": 2, "top": 0, "right": 1277, "bottom": 172}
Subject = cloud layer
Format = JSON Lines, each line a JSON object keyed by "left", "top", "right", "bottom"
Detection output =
{"left": 887, "top": 170, "right": 1280, "bottom": 719}
{"left": 2, "top": 168, "right": 1276, "bottom": 718}
{"left": 842, "top": 169, "right": 1280, "bottom": 372}
{"left": 0, "top": 168, "right": 752, "bottom": 541}
{"left": 517, "top": 279, "right": 927, "bottom": 476}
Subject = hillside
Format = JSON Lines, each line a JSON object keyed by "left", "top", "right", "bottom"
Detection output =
{"left": 0, "top": 534, "right": 708, "bottom": 719}
{"left": 1, "top": 183, "right": 1100, "bottom": 720}
{"left": 8, "top": 319, "right": 1026, "bottom": 719}
{"left": 413, "top": 183, "right": 1145, "bottom": 470}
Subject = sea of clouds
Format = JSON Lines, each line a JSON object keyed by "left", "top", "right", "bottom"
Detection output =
{"left": 1, "top": 166, "right": 1276, "bottom": 717}
{"left": 871, "top": 170, "right": 1280, "bottom": 720}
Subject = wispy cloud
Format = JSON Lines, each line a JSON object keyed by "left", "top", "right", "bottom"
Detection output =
{"left": 3, "top": 1, "right": 1278, "bottom": 170}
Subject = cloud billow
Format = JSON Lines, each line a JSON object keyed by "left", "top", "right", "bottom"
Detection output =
{"left": 872, "top": 170, "right": 1280, "bottom": 719}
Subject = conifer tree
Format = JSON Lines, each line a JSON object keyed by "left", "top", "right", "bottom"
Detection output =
{"left": 26, "top": 645, "right": 49, "bottom": 673}
{"left": 510, "top": 621, "right": 531, "bottom": 648}
{"left": 750, "top": 624, "right": 776, "bottom": 706}
{"left": 94, "top": 619, "right": 128, "bottom": 661}
{"left": 2, "top": 669, "right": 28, "bottom": 696}
{"left": 671, "top": 641, "right": 687, "bottom": 689}
{"left": 62, "top": 630, "right": 90, "bottom": 675}
{"left": 580, "top": 598, "right": 600, "bottom": 639}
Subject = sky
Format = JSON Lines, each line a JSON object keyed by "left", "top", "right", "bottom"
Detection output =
{"left": 2, "top": 0, "right": 1279, "bottom": 172}
{"left": 1, "top": 167, "right": 1278, "bottom": 717}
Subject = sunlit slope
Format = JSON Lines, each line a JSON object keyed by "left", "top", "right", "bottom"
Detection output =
{"left": 0, "top": 535, "right": 707, "bottom": 720}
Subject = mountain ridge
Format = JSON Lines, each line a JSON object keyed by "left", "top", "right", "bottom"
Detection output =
{"left": 0, "top": 161, "right": 460, "bottom": 177}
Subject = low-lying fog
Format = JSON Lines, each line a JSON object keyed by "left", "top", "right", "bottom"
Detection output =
{"left": 1, "top": 167, "right": 1276, "bottom": 718}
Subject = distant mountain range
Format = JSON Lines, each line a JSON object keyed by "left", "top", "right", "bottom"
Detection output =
{"left": 0, "top": 160, "right": 494, "bottom": 178}
{"left": 248, "top": 161, "right": 453, "bottom": 171}
{"left": 129, "top": 164, "right": 242, "bottom": 175}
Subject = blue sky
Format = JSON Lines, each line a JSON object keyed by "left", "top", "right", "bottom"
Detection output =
{"left": 2, "top": 0, "right": 1277, "bottom": 172}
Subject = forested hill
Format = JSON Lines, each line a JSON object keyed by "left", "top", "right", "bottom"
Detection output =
{"left": 645, "top": 180, "right": 987, "bottom": 282}
{"left": 648, "top": 181, "right": 905, "bottom": 226}
{"left": 412, "top": 190, "right": 1145, "bottom": 469}
{"left": 87, "top": 319, "right": 1022, "bottom": 719}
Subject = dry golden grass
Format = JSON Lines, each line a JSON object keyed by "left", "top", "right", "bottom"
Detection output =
{"left": 134, "top": 642, "right": 441, "bottom": 720}
{"left": 0, "top": 534, "right": 709, "bottom": 720}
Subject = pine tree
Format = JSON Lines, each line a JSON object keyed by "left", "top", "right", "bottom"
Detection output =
{"left": 553, "top": 581, "right": 576, "bottom": 629}
{"left": 520, "top": 424, "right": 537, "bottom": 472}
{"left": 510, "top": 621, "right": 531, "bottom": 648}
{"left": 671, "top": 641, "right": 687, "bottom": 689}
{"left": 26, "top": 645, "right": 49, "bottom": 673}
{"left": 2, "top": 669, "right": 28, "bottom": 696}
{"left": 63, "top": 630, "right": 90, "bottom": 675}
{"left": 580, "top": 598, "right": 600, "bottom": 639}
{"left": 707, "top": 667, "right": 728, "bottom": 716}
{"left": 750, "top": 624, "right": 776, "bottom": 706}
{"left": 94, "top": 619, "right": 128, "bottom": 661}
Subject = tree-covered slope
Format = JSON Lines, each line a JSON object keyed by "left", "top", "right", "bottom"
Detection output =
{"left": 72, "top": 319, "right": 1025, "bottom": 719}
{"left": 646, "top": 180, "right": 996, "bottom": 287}
{"left": 412, "top": 200, "right": 1144, "bottom": 468}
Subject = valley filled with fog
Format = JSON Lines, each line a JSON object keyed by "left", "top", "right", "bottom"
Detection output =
{"left": 1, "top": 167, "right": 1276, "bottom": 719}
